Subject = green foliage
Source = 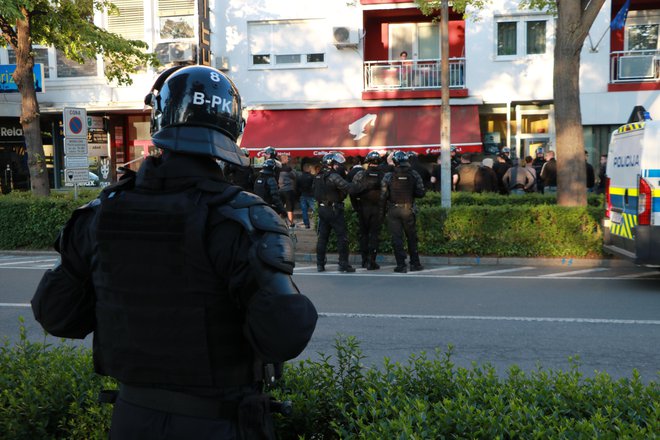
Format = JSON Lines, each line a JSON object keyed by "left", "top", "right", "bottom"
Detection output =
{"left": 3, "top": 330, "right": 657, "bottom": 439}
{"left": 0, "top": 190, "right": 99, "bottom": 249}
{"left": 273, "top": 336, "right": 659, "bottom": 439}
{"left": 0, "top": 319, "right": 115, "bottom": 439}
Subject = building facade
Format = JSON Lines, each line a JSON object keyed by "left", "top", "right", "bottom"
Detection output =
{"left": 0, "top": 0, "right": 658, "bottom": 190}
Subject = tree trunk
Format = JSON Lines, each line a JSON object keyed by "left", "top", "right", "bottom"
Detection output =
{"left": 554, "top": 5, "right": 586, "bottom": 207}
{"left": 15, "top": 9, "right": 49, "bottom": 196}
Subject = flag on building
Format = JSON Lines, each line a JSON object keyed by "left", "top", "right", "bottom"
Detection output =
{"left": 610, "top": 0, "right": 631, "bottom": 31}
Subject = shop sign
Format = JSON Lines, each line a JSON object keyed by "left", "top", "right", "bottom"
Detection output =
{"left": 0, "top": 122, "right": 24, "bottom": 141}
{"left": 0, "top": 64, "right": 44, "bottom": 93}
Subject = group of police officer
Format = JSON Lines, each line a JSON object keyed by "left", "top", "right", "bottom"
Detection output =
{"left": 314, "top": 149, "right": 426, "bottom": 274}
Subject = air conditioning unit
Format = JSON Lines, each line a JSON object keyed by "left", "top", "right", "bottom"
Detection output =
{"left": 332, "top": 27, "right": 359, "bottom": 48}
{"left": 155, "top": 42, "right": 197, "bottom": 65}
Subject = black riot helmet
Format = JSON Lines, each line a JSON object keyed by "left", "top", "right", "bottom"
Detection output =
{"left": 144, "top": 65, "right": 248, "bottom": 166}
{"left": 322, "top": 152, "right": 346, "bottom": 167}
{"left": 261, "top": 158, "right": 279, "bottom": 173}
{"left": 391, "top": 150, "right": 409, "bottom": 166}
{"left": 262, "top": 146, "right": 278, "bottom": 159}
{"left": 365, "top": 151, "right": 381, "bottom": 164}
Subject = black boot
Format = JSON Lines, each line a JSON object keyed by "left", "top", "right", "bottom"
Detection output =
{"left": 410, "top": 263, "right": 424, "bottom": 272}
{"left": 393, "top": 265, "right": 407, "bottom": 273}
{"left": 338, "top": 264, "right": 356, "bottom": 273}
{"left": 366, "top": 252, "right": 380, "bottom": 270}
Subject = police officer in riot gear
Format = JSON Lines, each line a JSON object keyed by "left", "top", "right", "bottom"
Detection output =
{"left": 31, "top": 65, "right": 317, "bottom": 440}
{"left": 224, "top": 147, "right": 255, "bottom": 192}
{"left": 352, "top": 151, "right": 385, "bottom": 270}
{"left": 314, "top": 152, "right": 360, "bottom": 273}
{"left": 381, "top": 150, "right": 426, "bottom": 273}
{"left": 253, "top": 158, "right": 286, "bottom": 216}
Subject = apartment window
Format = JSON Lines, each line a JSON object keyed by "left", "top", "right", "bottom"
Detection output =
{"left": 56, "top": 49, "right": 97, "bottom": 78}
{"left": 248, "top": 20, "right": 326, "bottom": 68}
{"left": 107, "top": 0, "right": 145, "bottom": 42}
{"left": 625, "top": 10, "right": 660, "bottom": 51}
{"left": 496, "top": 16, "right": 550, "bottom": 58}
{"left": 157, "top": 0, "right": 195, "bottom": 40}
{"left": 7, "top": 48, "right": 50, "bottom": 78}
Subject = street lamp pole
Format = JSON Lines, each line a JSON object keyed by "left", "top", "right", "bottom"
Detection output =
{"left": 440, "top": 0, "right": 451, "bottom": 208}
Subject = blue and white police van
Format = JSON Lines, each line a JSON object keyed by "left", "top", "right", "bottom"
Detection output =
{"left": 603, "top": 110, "right": 660, "bottom": 267}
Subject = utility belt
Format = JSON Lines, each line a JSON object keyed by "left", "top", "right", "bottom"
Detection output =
{"left": 100, "top": 384, "right": 291, "bottom": 438}
{"left": 388, "top": 202, "right": 413, "bottom": 208}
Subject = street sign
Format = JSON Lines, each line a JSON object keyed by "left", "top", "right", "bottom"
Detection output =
{"left": 64, "top": 168, "right": 89, "bottom": 184}
{"left": 65, "top": 156, "right": 89, "bottom": 169}
{"left": 87, "top": 116, "right": 104, "bottom": 130}
{"left": 64, "top": 138, "right": 89, "bottom": 156}
{"left": 63, "top": 107, "right": 88, "bottom": 138}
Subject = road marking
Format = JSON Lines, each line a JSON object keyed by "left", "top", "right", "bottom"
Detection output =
{"left": 0, "top": 266, "right": 51, "bottom": 270}
{"left": 0, "top": 258, "right": 57, "bottom": 266}
{"left": 319, "top": 312, "right": 660, "bottom": 325}
{"left": 470, "top": 266, "right": 534, "bottom": 277}
{"left": 421, "top": 266, "right": 470, "bottom": 272}
{"left": 539, "top": 268, "right": 609, "bottom": 277}
{"left": 0, "top": 303, "right": 31, "bottom": 308}
{"left": 294, "top": 272, "right": 658, "bottom": 280}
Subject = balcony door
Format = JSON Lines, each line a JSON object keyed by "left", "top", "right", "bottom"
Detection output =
{"left": 389, "top": 23, "right": 439, "bottom": 61}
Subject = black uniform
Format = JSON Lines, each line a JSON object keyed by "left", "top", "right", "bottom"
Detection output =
{"left": 224, "top": 163, "right": 254, "bottom": 192}
{"left": 380, "top": 164, "right": 426, "bottom": 272}
{"left": 253, "top": 168, "right": 285, "bottom": 215}
{"left": 31, "top": 153, "right": 317, "bottom": 439}
{"left": 352, "top": 165, "right": 385, "bottom": 269}
{"left": 313, "top": 167, "right": 358, "bottom": 271}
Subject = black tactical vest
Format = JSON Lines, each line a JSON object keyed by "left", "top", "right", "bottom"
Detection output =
{"left": 314, "top": 171, "right": 342, "bottom": 203}
{"left": 389, "top": 168, "right": 414, "bottom": 204}
{"left": 360, "top": 169, "right": 383, "bottom": 204}
{"left": 253, "top": 172, "right": 271, "bottom": 203}
{"left": 92, "top": 181, "right": 257, "bottom": 387}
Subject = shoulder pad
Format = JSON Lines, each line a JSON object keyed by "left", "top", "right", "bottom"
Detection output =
{"left": 101, "top": 174, "right": 135, "bottom": 196}
{"left": 216, "top": 193, "right": 289, "bottom": 236}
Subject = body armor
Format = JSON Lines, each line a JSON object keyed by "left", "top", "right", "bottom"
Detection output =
{"left": 388, "top": 168, "right": 415, "bottom": 204}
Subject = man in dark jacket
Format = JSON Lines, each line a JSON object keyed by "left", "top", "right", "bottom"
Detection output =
{"left": 297, "top": 164, "right": 316, "bottom": 229}
{"left": 474, "top": 157, "right": 499, "bottom": 193}
{"left": 352, "top": 151, "right": 385, "bottom": 270}
{"left": 381, "top": 151, "right": 426, "bottom": 273}
{"left": 254, "top": 159, "right": 286, "bottom": 216}
{"left": 540, "top": 150, "right": 558, "bottom": 193}
{"left": 531, "top": 148, "right": 546, "bottom": 193}
{"left": 314, "top": 152, "right": 360, "bottom": 273}
{"left": 31, "top": 65, "right": 317, "bottom": 440}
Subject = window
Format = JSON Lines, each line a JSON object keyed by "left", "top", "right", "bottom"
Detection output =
{"left": 157, "top": 0, "right": 195, "bottom": 40}
{"left": 107, "top": 0, "right": 145, "bottom": 42}
{"left": 495, "top": 15, "right": 550, "bottom": 58}
{"left": 625, "top": 11, "right": 660, "bottom": 51}
{"left": 248, "top": 20, "right": 326, "bottom": 68}
{"left": 389, "top": 23, "right": 440, "bottom": 61}
{"left": 56, "top": 50, "right": 97, "bottom": 78}
{"left": 7, "top": 48, "right": 50, "bottom": 78}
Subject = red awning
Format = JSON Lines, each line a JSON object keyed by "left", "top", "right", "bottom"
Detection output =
{"left": 239, "top": 105, "right": 482, "bottom": 157}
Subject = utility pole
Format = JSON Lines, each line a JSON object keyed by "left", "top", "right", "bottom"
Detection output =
{"left": 440, "top": 0, "right": 451, "bottom": 208}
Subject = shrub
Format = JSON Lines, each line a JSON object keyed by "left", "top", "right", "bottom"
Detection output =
{"left": 2, "top": 330, "right": 657, "bottom": 439}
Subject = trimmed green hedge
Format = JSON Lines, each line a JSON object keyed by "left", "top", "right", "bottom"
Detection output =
{"left": 2, "top": 329, "right": 657, "bottom": 439}
{"left": 0, "top": 190, "right": 605, "bottom": 257}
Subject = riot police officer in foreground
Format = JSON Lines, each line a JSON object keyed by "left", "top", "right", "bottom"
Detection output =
{"left": 224, "top": 147, "right": 255, "bottom": 192}
{"left": 31, "top": 65, "right": 317, "bottom": 440}
{"left": 314, "top": 152, "right": 360, "bottom": 273}
{"left": 352, "top": 151, "right": 385, "bottom": 270}
{"left": 381, "top": 151, "right": 426, "bottom": 273}
{"left": 253, "top": 158, "right": 286, "bottom": 217}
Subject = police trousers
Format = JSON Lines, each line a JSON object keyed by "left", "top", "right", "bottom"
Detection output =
{"left": 316, "top": 203, "right": 349, "bottom": 266}
{"left": 386, "top": 204, "right": 420, "bottom": 266}
{"left": 357, "top": 202, "right": 383, "bottom": 262}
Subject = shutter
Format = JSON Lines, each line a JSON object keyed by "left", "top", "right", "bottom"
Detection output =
{"left": 107, "top": 0, "right": 145, "bottom": 42}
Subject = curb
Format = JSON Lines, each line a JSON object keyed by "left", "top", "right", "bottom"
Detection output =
{"left": 0, "top": 249, "right": 635, "bottom": 269}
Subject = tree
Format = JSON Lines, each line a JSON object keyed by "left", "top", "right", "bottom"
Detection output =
{"left": 416, "top": 0, "right": 606, "bottom": 206}
{"left": 0, "top": 0, "right": 158, "bottom": 196}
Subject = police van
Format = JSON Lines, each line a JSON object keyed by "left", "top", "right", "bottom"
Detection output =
{"left": 603, "top": 110, "right": 660, "bottom": 267}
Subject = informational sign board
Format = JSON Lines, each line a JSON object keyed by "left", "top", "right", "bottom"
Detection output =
{"left": 63, "top": 107, "right": 88, "bottom": 139}
{"left": 87, "top": 116, "right": 104, "bottom": 130}
{"left": 88, "top": 130, "right": 108, "bottom": 157}
{"left": 64, "top": 168, "right": 89, "bottom": 184}
{"left": 65, "top": 156, "right": 90, "bottom": 169}
{"left": 64, "top": 138, "right": 89, "bottom": 156}
{"left": 0, "top": 64, "right": 44, "bottom": 93}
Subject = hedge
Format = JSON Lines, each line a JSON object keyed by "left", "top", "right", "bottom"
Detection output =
{"left": 0, "top": 190, "right": 605, "bottom": 257}
{"left": 2, "top": 328, "right": 657, "bottom": 439}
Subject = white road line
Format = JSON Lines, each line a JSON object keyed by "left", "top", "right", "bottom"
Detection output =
{"left": 0, "top": 266, "right": 51, "bottom": 270}
{"left": 421, "top": 266, "right": 470, "bottom": 272}
{"left": 470, "top": 266, "right": 534, "bottom": 277}
{"left": 294, "top": 272, "right": 659, "bottom": 280}
{"left": 320, "top": 312, "right": 660, "bottom": 325}
{"left": 540, "top": 268, "right": 609, "bottom": 277}
{"left": 0, "top": 303, "right": 31, "bottom": 308}
{"left": 0, "top": 258, "right": 57, "bottom": 266}
{"left": 293, "top": 265, "right": 318, "bottom": 272}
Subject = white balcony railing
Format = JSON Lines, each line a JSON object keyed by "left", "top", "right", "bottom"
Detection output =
{"left": 610, "top": 49, "right": 660, "bottom": 83}
{"left": 364, "top": 58, "right": 466, "bottom": 91}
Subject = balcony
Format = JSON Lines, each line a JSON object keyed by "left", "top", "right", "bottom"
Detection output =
{"left": 364, "top": 58, "right": 466, "bottom": 91}
{"left": 609, "top": 49, "right": 660, "bottom": 92}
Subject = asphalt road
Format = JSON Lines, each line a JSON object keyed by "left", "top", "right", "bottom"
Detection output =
{"left": 1, "top": 253, "right": 659, "bottom": 383}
